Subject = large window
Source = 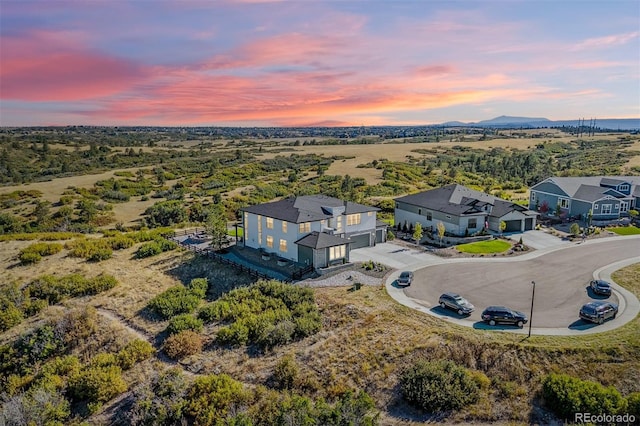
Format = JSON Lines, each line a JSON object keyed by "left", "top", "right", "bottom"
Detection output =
{"left": 619, "top": 184, "right": 629, "bottom": 192}
{"left": 266, "top": 217, "right": 273, "bottom": 229}
{"left": 329, "top": 245, "right": 346, "bottom": 260}
{"left": 621, "top": 201, "right": 628, "bottom": 213}
{"left": 346, "top": 214, "right": 361, "bottom": 226}
{"left": 282, "top": 221, "right": 287, "bottom": 233}
{"left": 426, "top": 212, "right": 432, "bottom": 221}
{"left": 299, "top": 222, "right": 311, "bottom": 233}
{"left": 530, "top": 192, "right": 536, "bottom": 201}
{"left": 601, "top": 204, "right": 612, "bottom": 214}
{"left": 257, "top": 215, "right": 262, "bottom": 245}
{"left": 266, "top": 235, "right": 273, "bottom": 248}
{"left": 468, "top": 218, "right": 477, "bottom": 229}
{"left": 244, "top": 212, "right": 249, "bottom": 239}
{"left": 279, "top": 239, "right": 287, "bottom": 252}
{"left": 559, "top": 198, "right": 569, "bottom": 209}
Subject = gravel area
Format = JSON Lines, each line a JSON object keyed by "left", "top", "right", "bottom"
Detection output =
{"left": 298, "top": 270, "right": 384, "bottom": 288}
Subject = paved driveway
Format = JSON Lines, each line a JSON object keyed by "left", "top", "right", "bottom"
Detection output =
{"left": 377, "top": 236, "right": 640, "bottom": 335}
{"left": 349, "top": 242, "right": 439, "bottom": 270}
{"left": 506, "top": 229, "right": 570, "bottom": 250}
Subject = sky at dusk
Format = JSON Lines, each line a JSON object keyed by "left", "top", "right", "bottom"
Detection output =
{"left": 1, "top": 0, "right": 639, "bottom": 127}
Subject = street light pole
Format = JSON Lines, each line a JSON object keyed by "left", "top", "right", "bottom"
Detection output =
{"left": 528, "top": 280, "right": 536, "bottom": 338}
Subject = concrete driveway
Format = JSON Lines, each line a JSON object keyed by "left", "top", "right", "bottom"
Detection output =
{"left": 349, "top": 242, "right": 440, "bottom": 270}
{"left": 506, "top": 229, "right": 570, "bottom": 250}
{"left": 378, "top": 236, "right": 640, "bottom": 336}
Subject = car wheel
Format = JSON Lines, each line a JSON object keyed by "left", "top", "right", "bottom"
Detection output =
{"left": 489, "top": 319, "right": 496, "bottom": 326}
{"left": 598, "top": 317, "right": 604, "bottom": 325}
{"left": 457, "top": 309, "right": 464, "bottom": 316}
{"left": 517, "top": 320, "right": 524, "bottom": 328}
{"left": 440, "top": 302, "right": 446, "bottom": 309}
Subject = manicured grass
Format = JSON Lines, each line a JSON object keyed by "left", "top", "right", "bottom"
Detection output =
{"left": 607, "top": 225, "right": 640, "bottom": 235}
{"left": 227, "top": 227, "right": 244, "bottom": 237}
{"left": 456, "top": 239, "right": 511, "bottom": 254}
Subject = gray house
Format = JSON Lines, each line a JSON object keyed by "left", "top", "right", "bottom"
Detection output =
{"left": 394, "top": 184, "right": 537, "bottom": 236}
{"left": 240, "top": 195, "right": 385, "bottom": 269}
{"left": 528, "top": 176, "right": 640, "bottom": 221}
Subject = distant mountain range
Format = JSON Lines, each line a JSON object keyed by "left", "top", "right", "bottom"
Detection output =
{"left": 441, "top": 115, "right": 640, "bottom": 130}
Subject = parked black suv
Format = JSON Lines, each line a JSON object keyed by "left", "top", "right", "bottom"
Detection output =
{"left": 579, "top": 301, "right": 618, "bottom": 324}
{"left": 481, "top": 306, "right": 528, "bottom": 328}
{"left": 397, "top": 271, "right": 413, "bottom": 286}
{"left": 589, "top": 279, "right": 612, "bottom": 296}
{"left": 438, "top": 292, "right": 475, "bottom": 315}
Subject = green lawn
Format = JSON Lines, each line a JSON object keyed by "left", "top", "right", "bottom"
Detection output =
{"left": 607, "top": 225, "right": 640, "bottom": 235}
{"left": 227, "top": 227, "right": 244, "bottom": 237}
{"left": 456, "top": 239, "right": 512, "bottom": 254}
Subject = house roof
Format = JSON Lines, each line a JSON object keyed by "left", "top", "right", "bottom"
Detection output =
{"left": 240, "top": 195, "right": 378, "bottom": 223}
{"left": 295, "top": 231, "right": 350, "bottom": 249}
{"left": 538, "top": 176, "right": 640, "bottom": 198}
{"left": 573, "top": 185, "right": 623, "bottom": 202}
{"left": 395, "top": 184, "right": 533, "bottom": 218}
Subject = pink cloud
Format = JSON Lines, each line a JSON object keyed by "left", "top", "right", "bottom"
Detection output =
{"left": 0, "top": 30, "right": 148, "bottom": 101}
{"left": 573, "top": 31, "right": 639, "bottom": 50}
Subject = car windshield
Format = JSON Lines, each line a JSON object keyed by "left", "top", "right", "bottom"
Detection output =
{"left": 582, "top": 305, "right": 597, "bottom": 314}
{"left": 597, "top": 282, "right": 609, "bottom": 287}
{"left": 400, "top": 272, "right": 410, "bottom": 278}
{"left": 454, "top": 296, "right": 467, "bottom": 304}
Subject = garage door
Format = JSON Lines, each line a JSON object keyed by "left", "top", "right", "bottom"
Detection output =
{"left": 350, "top": 233, "right": 371, "bottom": 249}
{"left": 375, "top": 229, "right": 385, "bottom": 243}
{"left": 524, "top": 218, "right": 534, "bottom": 231}
{"left": 504, "top": 220, "right": 521, "bottom": 232}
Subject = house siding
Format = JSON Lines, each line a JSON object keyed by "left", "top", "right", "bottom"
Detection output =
{"left": 593, "top": 198, "right": 621, "bottom": 219}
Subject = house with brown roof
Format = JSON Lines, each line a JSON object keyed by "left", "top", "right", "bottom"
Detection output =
{"left": 394, "top": 184, "right": 537, "bottom": 236}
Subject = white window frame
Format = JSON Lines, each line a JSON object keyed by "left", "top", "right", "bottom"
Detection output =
{"left": 266, "top": 217, "right": 273, "bottom": 229}
{"left": 244, "top": 212, "right": 249, "bottom": 240}
{"left": 619, "top": 184, "right": 629, "bottom": 192}
{"left": 282, "top": 221, "right": 287, "bottom": 233}
{"left": 329, "top": 245, "right": 346, "bottom": 260}
{"left": 559, "top": 197, "right": 569, "bottom": 209}
{"left": 347, "top": 213, "right": 361, "bottom": 226}
{"left": 426, "top": 212, "right": 432, "bottom": 221}
{"left": 298, "top": 222, "right": 311, "bottom": 233}
{"left": 620, "top": 201, "right": 628, "bottom": 213}
{"left": 468, "top": 218, "right": 477, "bottom": 229}
{"left": 266, "top": 235, "right": 273, "bottom": 248}
{"left": 530, "top": 192, "right": 536, "bottom": 201}
{"left": 279, "top": 239, "right": 287, "bottom": 252}
{"left": 594, "top": 204, "right": 598, "bottom": 210}
{"left": 601, "top": 204, "right": 612, "bottom": 214}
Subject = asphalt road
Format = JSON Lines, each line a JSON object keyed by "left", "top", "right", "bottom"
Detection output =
{"left": 399, "top": 237, "right": 640, "bottom": 331}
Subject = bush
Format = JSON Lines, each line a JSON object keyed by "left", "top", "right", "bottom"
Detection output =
{"left": 216, "top": 322, "right": 249, "bottom": 347}
{"left": 18, "top": 251, "right": 41, "bottom": 265}
{"left": 186, "top": 374, "right": 249, "bottom": 425}
{"left": 105, "top": 235, "right": 135, "bottom": 250}
{"left": 627, "top": 392, "right": 640, "bottom": 416}
{"left": 87, "top": 247, "right": 112, "bottom": 262}
{"left": 68, "top": 365, "right": 127, "bottom": 407}
{"left": 198, "top": 301, "right": 232, "bottom": 323}
{"left": 117, "top": 339, "right": 155, "bottom": 370}
{"left": 272, "top": 355, "right": 299, "bottom": 390}
{"left": 27, "top": 273, "right": 118, "bottom": 303}
{"left": 187, "top": 278, "right": 208, "bottom": 299}
{"left": 401, "top": 360, "right": 480, "bottom": 412}
{"left": 166, "top": 314, "right": 204, "bottom": 336}
{"left": 163, "top": 330, "right": 203, "bottom": 360}
{"left": 542, "top": 373, "right": 628, "bottom": 420}
{"left": 135, "top": 241, "right": 162, "bottom": 258}
{"left": 128, "top": 368, "right": 188, "bottom": 425}
{"left": 0, "top": 303, "right": 24, "bottom": 332}
{"left": 147, "top": 286, "right": 202, "bottom": 319}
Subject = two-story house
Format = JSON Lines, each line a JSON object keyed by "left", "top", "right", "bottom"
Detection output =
{"left": 528, "top": 176, "right": 640, "bottom": 220}
{"left": 394, "top": 184, "right": 537, "bottom": 236}
{"left": 240, "top": 195, "right": 385, "bottom": 269}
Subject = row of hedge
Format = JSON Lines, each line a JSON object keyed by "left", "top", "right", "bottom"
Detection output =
{"left": 18, "top": 242, "right": 63, "bottom": 265}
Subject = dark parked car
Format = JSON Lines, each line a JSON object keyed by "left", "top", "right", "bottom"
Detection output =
{"left": 438, "top": 292, "right": 475, "bottom": 315}
{"left": 579, "top": 301, "right": 618, "bottom": 324}
{"left": 397, "top": 271, "right": 413, "bottom": 286}
{"left": 481, "top": 306, "right": 528, "bottom": 328}
{"left": 589, "top": 279, "right": 612, "bottom": 296}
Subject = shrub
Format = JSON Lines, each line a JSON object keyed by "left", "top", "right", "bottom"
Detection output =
{"left": 187, "top": 278, "right": 208, "bottom": 299}
{"left": 272, "top": 355, "right": 299, "bottom": 390}
{"left": 163, "top": 330, "right": 203, "bottom": 360}
{"left": 0, "top": 303, "right": 23, "bottom": 332}
{"left": 135, "top": 241, "right": 162, "bottom": 258}
{"left": 27, "top": 273, "right": 118, "bottom": 303}
{"left": 83, "top": 274, "right": 118, "bottom": 295}
{"left": 216, "top": 322, "right": 249, "bottom": 347}
{"left": 117, "top": 339, "right": 155, "bottom": 369}
{"left": 401, "top": 360, "right": 480, "bottom": 412}
{"left": 147, "top": 286, "right": 202, "bottom": 319}
{"left": 19, "top": 242, "right": 64, "bottom": 265}
{"left": 18, "top": 251, "right": 41, "bottom": 265}
{"left": 128, "top": 368, "right": 188, "bottom": 425}
{"left": 88, "top": 247, "right": 112, "bottom": 262}
{"left": 186, "top": 374, "right": 249, "bottom": 424}
{"left": 67, "top": 365, "right": 127, "bottom": 406}
{"left": 105, "top": 235, "right": 135, "bottom": 250}
{"left": 542, "top": 373, "right": 628, "bottom": 420}
{"left": 627, "top": 392, "right": 640, "bottom": 416}
{"left": 198, "top": 301, "right": 232, "bottom": 323}
{"left": 166, "top": 314, "right": 204, "bottom": 336}
{"left": 90, "top": 353, "right": 119, "bottom": 368}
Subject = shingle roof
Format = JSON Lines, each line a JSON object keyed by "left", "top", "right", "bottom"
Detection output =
{"left": 573, "top": 185, "right": 621, "bottom": 202}
{"left": 395, "top": 184, "right": 532, "bottom": 218}
{"left": 295, "top": 231, "right": 350, "bottom": 249}
{"left": 240, "top": 195, "right": 378, "bottom": 224}
{"left": 543, "top": 176, "right": 640, "bottom": 197}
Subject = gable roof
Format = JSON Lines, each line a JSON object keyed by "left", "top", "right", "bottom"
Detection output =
{"left": 538, "top": 176, "right": 640, "bottom": 198}
{"left": 295, "top": 231, "right": 350, "bottom": 249}
{"left": 240, "top": 195, "right": 378, "bottom": 223}
{"left": 395, "top": 184, "right": 531, "bottom": 218}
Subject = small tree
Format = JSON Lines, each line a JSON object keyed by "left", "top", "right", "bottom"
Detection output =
{"left": 499, "top": 221, "right": 506, "bottom": 236}
{"left": 539, "top": 200, "right": 549, "bottom": 215}
{"left": 555, "top": 204, "right": 562, "bottom": 217}
{"left": 569, "top": 222, "right": 580, "bottom": 236}
{"left": 206, "top": 204, "right": 229, "bottom": 251}
{"left": 436, "top": 221, "right": 445, "bottom": 247}
{"left": 628, "top": 209, "right": 637, "bottom": 223}
{"left": 412, "top": 222, "right": 423, "bottom": 244}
